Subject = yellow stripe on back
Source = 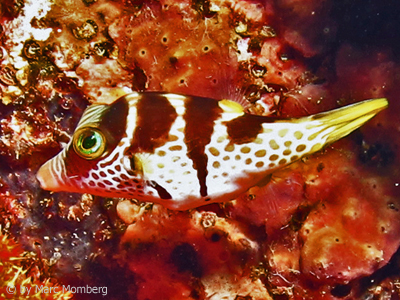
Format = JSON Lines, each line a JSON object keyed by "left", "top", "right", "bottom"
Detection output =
{"left": 218, "top": 100, "right": 245, "bottom": 115}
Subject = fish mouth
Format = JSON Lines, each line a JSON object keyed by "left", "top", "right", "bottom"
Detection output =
{"left": 36, "top": 160, "right": 63, "bottom": 192}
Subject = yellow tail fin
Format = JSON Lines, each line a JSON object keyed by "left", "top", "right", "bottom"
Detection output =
{"left": 304, "top": 98, "right": 388, "bottom": 145}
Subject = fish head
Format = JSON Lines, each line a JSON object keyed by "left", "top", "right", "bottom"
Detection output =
{"left": 36, "top": 94, "right": 147, "bottom": 198}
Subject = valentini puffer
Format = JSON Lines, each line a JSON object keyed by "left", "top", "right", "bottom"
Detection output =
{"left": 36, "top": 92, "right": 388, "bottom": 210}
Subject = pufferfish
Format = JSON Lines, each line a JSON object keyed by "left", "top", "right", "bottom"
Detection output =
{"left": 36, "top": 92, "right": 388, "bottom": 210}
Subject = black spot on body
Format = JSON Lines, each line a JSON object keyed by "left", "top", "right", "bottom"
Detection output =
{"left": 170, "top": 243, "right": 202, "bottom": 277}
{"left": 183, "top": 96, "right": 222, "bottom": 197}
{"left": 129, "top": 157, "right": 136, "bottom": 170}
{"left": 147, "top": 180, "right": 172, "bottom": 200}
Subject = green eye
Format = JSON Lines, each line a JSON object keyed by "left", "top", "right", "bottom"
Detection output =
{"left": 73, "top": 128, "right": 106, "bottom": 159}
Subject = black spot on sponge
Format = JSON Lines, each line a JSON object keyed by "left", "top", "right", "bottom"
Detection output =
{"left": 289, "top": 205, "right": 312, "bottom": 231}
{"left": 330, "top": 284, "right": 352, "bottom": 298}
{"left": 170, "top": 243, "right": 202, "bottom": 277}
{"left": 359, "top": 141, "right": 395, "bottom": 168}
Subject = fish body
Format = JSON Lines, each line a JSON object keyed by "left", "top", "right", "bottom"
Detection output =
{"left": 36, "top": 92, "right": 388, "bottom": 210}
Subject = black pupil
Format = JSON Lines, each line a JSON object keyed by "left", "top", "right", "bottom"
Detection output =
{"left": 82, "top": 134, "right": 97, "bottom": 150}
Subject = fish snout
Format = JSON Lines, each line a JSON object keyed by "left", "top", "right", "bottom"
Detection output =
{"left": 36, "top": 159, "right": 63, "bottom": 192}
